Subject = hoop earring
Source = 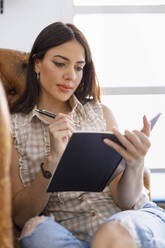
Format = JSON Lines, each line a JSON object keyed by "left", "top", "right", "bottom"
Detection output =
{"left": 36, "top": 72, "right": 40, "bottom": 81}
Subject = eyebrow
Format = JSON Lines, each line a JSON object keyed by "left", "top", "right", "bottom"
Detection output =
{"left": 53, "top": 55, "right": 85, "bottom": 64}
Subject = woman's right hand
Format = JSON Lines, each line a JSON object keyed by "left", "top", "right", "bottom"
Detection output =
{"left": 48, "top": 113, "right": 75, "bottom": 161}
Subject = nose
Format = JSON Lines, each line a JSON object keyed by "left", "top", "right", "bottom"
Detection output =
{"left": 63, "top": 67, "right": 76, "bottom": 81}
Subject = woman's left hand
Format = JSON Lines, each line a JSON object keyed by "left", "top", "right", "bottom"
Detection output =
{"left": 104, "top": 115, "right": 151, "bottom": 167}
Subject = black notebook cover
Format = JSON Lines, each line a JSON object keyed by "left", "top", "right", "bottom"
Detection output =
{"left": 47, "top": 113, "right": 161, "bottom": 193}
{"left": 47, "top": 132, "right": 123, "bottom": 192}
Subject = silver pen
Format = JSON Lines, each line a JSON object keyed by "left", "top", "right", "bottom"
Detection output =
{"left": 35, "top": 109, "right": 80, "bottom": 126}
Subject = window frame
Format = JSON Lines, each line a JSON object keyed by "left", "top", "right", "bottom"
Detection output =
{"left": 74, "top": 4, "right": 165, "bottom": 14}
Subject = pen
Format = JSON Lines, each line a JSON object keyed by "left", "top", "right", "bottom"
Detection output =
{"left": 35, "top": 109, "right": 56, "bottom": 118}
{"left": 35, "top": 109, "right": 80, "bottom": 126}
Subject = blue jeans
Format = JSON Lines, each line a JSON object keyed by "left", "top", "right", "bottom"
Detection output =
{"left": 105, "top": 202, "right": 165, "bottom": 248}
{"left": 20, "top": 202, "right": 165, "bottom": 248}
{"left": 20, "top": 219, "right": 90, "bottom": 248}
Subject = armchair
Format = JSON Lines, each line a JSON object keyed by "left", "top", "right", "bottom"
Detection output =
{"left": 0, "top": 48, "right": 151, "bottom": 248}
{"left": 0, "top": 80, "right": 13, "bottom": 248}
{"left": 0, "top": 48, "right": 28, "bottom": 109}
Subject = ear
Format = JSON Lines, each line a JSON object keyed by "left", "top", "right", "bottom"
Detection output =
{"left": 34, "top": 58, "right": 41, "bottom": 74}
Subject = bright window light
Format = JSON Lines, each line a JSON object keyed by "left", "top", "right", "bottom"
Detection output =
{"left": 74, "top": 9, "right": 165, "bottom": 200}
{"left": 101, "top": 94, "right": 165, "bottom": 169}
{"left": 74, "top": 14, "right": 165, "bottom": 87}
{"left": 102, "top": 94, "right": 165, "bottom": 201}
{"left": 151, "top": 173, "right": 165, "bottom": 200}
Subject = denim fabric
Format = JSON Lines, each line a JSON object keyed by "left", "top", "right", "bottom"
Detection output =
{"left": 20, "top": 202, "right": 165, "bottom": 248}
{"left": 20, "top": 219, "right": 90, "bottom": 248}
{"left": 105, "top": 201, "right": 165, "bottom": 248}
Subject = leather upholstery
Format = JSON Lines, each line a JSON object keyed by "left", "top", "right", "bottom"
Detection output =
{"left": 0, "top": 80, "right": 13, "bottom": 248}
{"left": 0, "top": 48, "right": 28, "bottom": 109}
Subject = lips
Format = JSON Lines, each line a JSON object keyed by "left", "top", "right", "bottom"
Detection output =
{"left": 57, "top": 84, "right": 73, "bottom": 93}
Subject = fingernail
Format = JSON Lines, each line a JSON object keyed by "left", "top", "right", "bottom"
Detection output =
{"left": 104, "top": 138, "right": 109, "bottom": 144}
{"left": 112, "top": 127, "right": 118, "bottom": 132}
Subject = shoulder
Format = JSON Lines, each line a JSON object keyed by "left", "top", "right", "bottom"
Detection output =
{"left": 11, "top": 112, "right": 27, "bottom": 127}
{"left": 84, "top": 100, "right": 103, "bottom": 116}
{"left": 101, "top": 103, "right": 118, "bottom": 131}
{"left": 83, "top": 101, "right": 118, "bottom": 131}
{"left": 83, "top": 100, "right": 106, "bottom": 121}
{"left": 10, "top": 111, "right": 34, "bottom": 136}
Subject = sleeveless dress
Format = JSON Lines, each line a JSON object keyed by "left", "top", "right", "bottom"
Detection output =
{"left": 11, "top": 94, "right": 149, "bottom": 242}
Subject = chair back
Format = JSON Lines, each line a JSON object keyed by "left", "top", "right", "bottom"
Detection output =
{"left": 0, "top": 48, "right": 29, "bottom": 108}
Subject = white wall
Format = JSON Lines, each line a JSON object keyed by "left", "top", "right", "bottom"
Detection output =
{"left": 0, "top": 0, "right": 74, "bottom": 52}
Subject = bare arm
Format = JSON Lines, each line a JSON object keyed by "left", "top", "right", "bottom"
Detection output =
{"left": 11, "top": 144, "right": 58, "bottom": 227}
{"left": 102, "top": 104, "right": 151, "bottom": 209}
{"left": 102, "top": 104, "right": 126, "bottom": 181}
{"left": 11, "top": 113, "right": 75, "bottom": 228}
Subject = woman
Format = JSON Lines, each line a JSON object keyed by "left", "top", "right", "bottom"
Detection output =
{"left": 10, "top": 22, "right": 165, "bottom": 248}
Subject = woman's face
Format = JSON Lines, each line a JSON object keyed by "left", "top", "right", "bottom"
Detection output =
{"left": 35, "top": 40, "right": 85, "bottom": 104}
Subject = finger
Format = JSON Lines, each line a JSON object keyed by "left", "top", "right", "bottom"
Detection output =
{"left": 133, "top": 130, "right": 151, "bottom": 150}
{"left": 52, "top": 112, "right": 75, "bottom": 124}
{"left": 53, "top": 129, "right": 73, "bottom": 141}
{"left": 58, "top": 117, "right": 75, "bottom": 130}
{"left": 104, "top": 128, "right": 148, "bottom": 161}
{"left": 49, "top": 116, "right": 75, "bottom": 135}
{"left": 62, "top": 129, "right": 73, "bottom": 140}
{"left": 123, "top": 129, "right": 150, "bottom": 157}
{"left": 112, "top": 128, "right": 138, "bottom": 153}
{"left": 124, "top": 130, "right": 141, "bottom": 146}
{"left": 49, "top": 116, "right": 75, "bottom": 131}
{"left": 141, "top": 115, "right": 150, "bottom": 137}
{"left": 123, "top": 130, "right": 142, "bottom": 156}
{"left": 103, "top": 138, "right": 135, "bottom": 162}
{"left": 124, "top": 129, "right": 148, "bottom": 152}
{"left": 49, "top": 124, "right": 75, "bottom": 136}
{"left": 61, "top": 115, "right": 77, "bottom": 128}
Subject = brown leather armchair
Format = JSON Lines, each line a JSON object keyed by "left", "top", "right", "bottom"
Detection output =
{"left": 0, "top": 80, "right": 13, "bottom": 248}
{"left": 0, "top": 48, "right": 28, "bottom": 109}
{"left": 0, "top": 48, "right": 151, "bottom": 248}
{"left": 0, "top": 48, "right": 28, "bottom": 247}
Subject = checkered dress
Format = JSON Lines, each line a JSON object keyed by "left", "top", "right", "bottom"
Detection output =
{"left": 11, "top": 95, "right": 149, "bottom": 242}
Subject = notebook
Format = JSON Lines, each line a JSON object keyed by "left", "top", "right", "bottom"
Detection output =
{"left": 47, "top": 113, "right": 161, "bottom": 192}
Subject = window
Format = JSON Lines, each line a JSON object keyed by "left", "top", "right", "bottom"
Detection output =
{"left": 72, "top": 1, "right": 165, "bottom": 201}
{"left": 74, "top": 14, "right": 165, "bottom": 87}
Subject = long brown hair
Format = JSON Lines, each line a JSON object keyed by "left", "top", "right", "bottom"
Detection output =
{"left": 11, "top": 22, "right": 100, "bottom": 114}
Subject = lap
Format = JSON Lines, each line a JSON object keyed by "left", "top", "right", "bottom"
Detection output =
{"left": 19, "top": 217, "right": 89, "bottom": 248}
{"left": 105, "top": 201, "right": 165, "bottom": 248}
{"left": 20, "top": 202, "right": 165, "bottom": 248}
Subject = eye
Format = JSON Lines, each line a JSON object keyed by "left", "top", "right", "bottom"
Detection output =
{"left": 53, "top": 62, "right": 65, "bottom": 67}
{"left": 76, "top": 66, "right": 84, "bottom": 72}
{"left": 8, "top": 88, "right": 17, "bottom": 96}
